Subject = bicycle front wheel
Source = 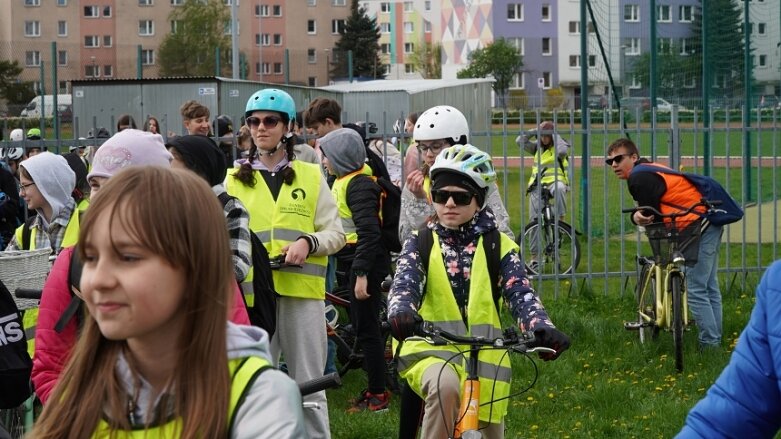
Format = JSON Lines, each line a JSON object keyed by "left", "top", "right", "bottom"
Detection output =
{"left": 636, "top": 262, "right": 659, "bottom": 344}
{"left": 671, "top": 274, "right": 685, "bottom": 372}
{"left": 519, "top": 220, "right": 580, "bottom": 275}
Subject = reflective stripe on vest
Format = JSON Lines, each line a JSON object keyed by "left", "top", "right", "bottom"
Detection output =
{"left": 397, "top": 231, "right": 517, "bottom": 423}
{"left": 91, "top": 356, "right": 271, "bottom": 438}
{"left": 527, "top": 147, "right": 569, "bottom": 187}
{"left": 331, "top": 166, "right": 370, "bottom": 244}
{"left": 225, "top": 161, "right": 328, "bottom": 299}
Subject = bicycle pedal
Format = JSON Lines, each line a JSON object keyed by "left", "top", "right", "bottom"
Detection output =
{"left": 623, "top": 321, "right": 644, "bottom": 330}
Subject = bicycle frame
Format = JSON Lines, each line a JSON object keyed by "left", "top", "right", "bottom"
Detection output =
{"left": 637, "top": 262, "right": 689, "bottom": 330}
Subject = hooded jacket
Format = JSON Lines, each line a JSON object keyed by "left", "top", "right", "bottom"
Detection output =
{"left": 20, "top": 152, "right": 75, "bottom": 222}
{"left": 32, "top": 247, "right": 251, "bottom": 403}
{"left": 110, "top": 323, "right": 305, "bottom": 438}
{"left": 676, "top": 260, "right": 781, "bottom": 438}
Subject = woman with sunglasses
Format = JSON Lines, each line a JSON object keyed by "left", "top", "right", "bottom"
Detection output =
{"left": 399, "top": 105, "right": 513, "bottom": 244}
{"left": 225, "top": 88, "right": 345, "bottom": 439}
{"left": 388, "top": 144, "right": 570, "bottom": 439}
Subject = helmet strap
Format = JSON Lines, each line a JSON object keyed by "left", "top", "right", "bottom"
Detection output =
{"left": 257, "top": 133, "right": 292, "bottom": 157}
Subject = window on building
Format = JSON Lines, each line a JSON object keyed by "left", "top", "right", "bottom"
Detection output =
{"left": 57, "top": 50, "right": 67, "bottom": 66}
{"left": 171, "top": 0, "right": 182, "bottom": 5}
{"left": 255, "top": 62, "right": 260, "bottom": 74}
{"left": 405, "top": 64, "right": 415, "bottom": 74}
{"left": 25, "top": 51, "right": 41, "bottom": 67}
{"left": 261, "top": 63, "right": 270, "bottom": 74}
{"left": 679, "top": 5, "right": 692, "bottom": 22}
{"left": 507, "top": 4, "right": 523, "bottom": 21}
{"left": 380, "top": 43, "right": 390, "bottom": 54}
{"left": 58, "top": 21, "right": 67, "bottom": 37}
{"left": 25, "top": 0, "right": 40, "bottom": 6}
{"left": 657, "top": 37, "right": 673, "bottom": 54}
{"left": 380, "top": 22, "right": 391, "bottom": 33}
{"left": 404, "top": 42, "right": 414, "bottom": 53}
{"left": 403, "top": 21, "right": 413, "bottom": 33}
{"left": 260, "top": 34, "right": 270, "bottom": 46}
{"left": 307, "top": 0, "right": 315, "bottom": 6}
{"left": 142, "top": 49, "right": 154, "bottom": 65}
{"left": 424, "top": 1, "right": 431, "bottom": 11}
{"left": 657, "top": 5, "right": 671, "bottom": 22}
{"left": 683, "top": 75, "right": 695, "bottom": 89}
{"left": 679, "top": 37, "right": 693, "bottom": 55}
{"left": 624, "top": 4, "right": 639, "bottom": 22}
{"left": 103, "top": 65, "right": 113, "bottom": 77}
{"left": 542, "top": 37, "right": 551, "bottom": 55}
{"left": 25, "top": 21, "right": 41, "bottom": 37}
{"left": 307, "top": 20, "right": 316, "bottom": 34}
{"left": 57, "top": 0, "right": 67, "bottom": 5}
{"left": 103, "top": 35, "right": 112, "bottom": 47}
{"left": 257, "top": 4, "right": 269, "bottom": 16}
{"left": 84, "top": 35, "right": 99, "bottom": 47}
{"left": 569, "top": 21, "right": 579, "bottom": 34}
{"left": 58, "top": 81, "right": 68, "bottom": 93}
{"left": 542, "top": 71, "right": 551, "bottom": 88}
{"left": 758, "top": 23, "right": 766, "bottom": 35}
{"left": 758, "top": 54, "right": 767, "bottom": 67}
{"left": 333, "top": 0, "right": 346, "bottom": 5}
{"left": 84, "top": 5, "right": 99, "bottom": 17}
{"left": 103, "top": 6, "right": 111, "bottom": 16}
{"left": 273, "top": 5, "right": 281, "bottom": 15}
{"left": 629, "top": 74, "right": 641, "bottom": 89}
{"left": 568, "top": 55, "right": 595, "bottom": 68}
{"left": 274, "top": 62, "right": 283, "bottom": 74}
{"left": 508, "top": 37, "right": 524, "bottom": 55}
{"left": 541, "top": 4, "right": 550, "bottom": 21}
{"left": 85, "top": 64, "right": 99, "bottom": 77}
{"left": 380, "top": 2, "right": 390, "bottom": 13}
{"left": 308, "top": 77, "right": 317, "bottom": 86}
{"left": 332, "top": 19, "right": 345, "bottom": 34}
{"left": 171, "top": 20, "right": 180, "bottom": 33}
{"left": 139, "top": 20, "right": 154, "bottom": 36}
{"left": 273, "top": 34, "right": 282, "bottom": 45}
{"left": 424, "top": 20, "right": 431, "bottom": 33}
{"left": 308, "top": 48, "right": 316, "bottom": 63}
{"left": 511, "top": 72, "right": 524, "bottom": 89}
{"left": 625, "top": 37, "right": 640, "bottom": 55}
{"left": 139, "top": 0, "right": 153, "bottom": 5}
{"left": 403, "top": 1, "right": 413, "bottom": 12}
{"left": 223, "top": 21, "right": 239, "bottom": 35}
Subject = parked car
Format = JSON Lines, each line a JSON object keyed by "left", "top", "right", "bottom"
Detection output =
{"left": 587, "top": 95, "right": 608, "bottom": 110}
{"left": 619, "top": 97, "right": 651, "bottom": 111}
{"left": 656, "top": 98, "right": 687, "bottom": 112}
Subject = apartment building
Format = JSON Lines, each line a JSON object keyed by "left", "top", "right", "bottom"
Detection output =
{"left": 0, "top": 0, "right": 348, "bottom": 92}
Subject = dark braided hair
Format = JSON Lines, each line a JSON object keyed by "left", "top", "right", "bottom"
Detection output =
{"left": 235, "top": 112, "right": 297, "bottom": 187}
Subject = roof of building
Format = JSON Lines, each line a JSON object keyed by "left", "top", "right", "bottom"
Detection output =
{"left": 321, "top": 78, "right": 494, "bottom": 94}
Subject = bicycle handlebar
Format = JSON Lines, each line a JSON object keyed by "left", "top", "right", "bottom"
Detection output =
{"left": 298, "top": 372, "right": 341, "bottom": 396}
{"left": 15, "top": 288, "right": 42, "bottom": 300}
{"left": 621, "top": 198, "right": 722, "bottom": 218}
{"left": 268, "top": 254, "right": 303, "bottom": 270}
{"left": 415, "top": 321, "right": 556, "bottom": 355}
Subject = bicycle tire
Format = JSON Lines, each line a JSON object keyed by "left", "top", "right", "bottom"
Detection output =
{"left": 636, "top": 262, "right": 659, "bottom": 344}
{"left": 0, "top": 405, "right": 26, "bottom": 439}
{"left": 671, "top": 274, "right": 685, "bottom": 372}
{"left": 519, "top": 220, "right": 580, "bottom": 275}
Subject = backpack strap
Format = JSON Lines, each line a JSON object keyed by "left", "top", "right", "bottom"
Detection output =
{"left": 416, "top": 226, "right": 503, "bottom": 312}
{"left": 21, "top": 217, "right": 34, "bottom": 250}
{"left": 55, "top": 249, "right": 85, "bottom": 333}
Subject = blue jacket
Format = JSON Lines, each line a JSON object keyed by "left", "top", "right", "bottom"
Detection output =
{"left": 677, "top": 260, "right": 781, "bottom": 438}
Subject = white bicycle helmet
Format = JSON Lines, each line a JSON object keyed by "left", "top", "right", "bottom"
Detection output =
{"left": 429, "top": 144, "right": 496, "bottom": 189}
{"left": 413, "top": 105, "right": 469, "bottom": 143}
{"left": 9, "top": 129, "right": 24, "bottom": 142}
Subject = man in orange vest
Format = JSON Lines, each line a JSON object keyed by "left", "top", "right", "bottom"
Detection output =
{"left": 606, "top": 138, "right": 724, "bottom": 351}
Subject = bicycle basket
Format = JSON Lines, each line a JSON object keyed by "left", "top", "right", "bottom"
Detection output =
{"left": 0, "top": 248, "right": 51, "bottom": 310}
{"left": 644, "top": 219, "right": 703, "bottom": 266}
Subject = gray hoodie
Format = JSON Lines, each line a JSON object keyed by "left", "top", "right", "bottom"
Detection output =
{"left": 20, "top": 152, "right": 75, "bottom": 223}
{"left": 115, "top": 323, "right": 306, "bottom": 438}
{"left": 318, "top": 128, "right": 366, "bottom": 177}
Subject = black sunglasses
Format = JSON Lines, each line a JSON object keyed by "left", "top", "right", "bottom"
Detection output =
{"left": 431, "top": 189, "right": 474, "bottom": 206}
{"left": 605, "top": 153, "right": 631, "bottom": 166}
{"left": 246, "top": 115, "right": 282, "bottom": 129}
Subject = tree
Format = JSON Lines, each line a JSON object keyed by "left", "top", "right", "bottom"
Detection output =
{"left": 408, "top": 42, "right": 442, "bottom": 79}
{"left": 629, "top": 44, "right": 698, "bottom": 99}
{"left": 690, "top": 0, "right": 746, "bottom": 99}
{"left": 332, "top": 0, "right": 385, "bottom": 80}
{"left": 158, "top": 0, "right": 231, "bottom": 77}
{"left": 457, "top": 39, "right": 523, "bottom": 109}
{"left": 0, "top": 60, "right": 35, "bottom": 106}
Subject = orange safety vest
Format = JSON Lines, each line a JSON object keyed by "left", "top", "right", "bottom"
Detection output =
{"left": 644, "top": 163, "right": 704, "bottom": 226}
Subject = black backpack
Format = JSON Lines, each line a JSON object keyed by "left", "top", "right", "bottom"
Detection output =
{"left": 417, "top": 227, "right": 503, "bottom": 312}
{"left": 0, "top": 279, "right": 33, "bottom": 409}
{"left": 218, "top": 192, "right": 278, "bottom": 338}
{"left": 361, "top": 148, "right": 402, "bottom": 253}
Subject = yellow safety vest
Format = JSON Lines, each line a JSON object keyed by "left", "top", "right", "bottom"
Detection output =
{"left": 92, "top": 356, "right": 271, "bottom": 438}
{"left": 331, "top": 166, "right": 373, "bottom": 244}
{"left": 17, "top": 204, "right": 86, "bottom": 358}
{"left": 397, "top": 231, "right": 517, "bottom": 424}
{"left": 527, "top": 146, "right": 569, "bottom": 188}
{"left": 225, "top": 161, "right": 328, "bottom": 300}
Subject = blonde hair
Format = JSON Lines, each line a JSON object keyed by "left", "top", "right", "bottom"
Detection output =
{"left": 30, "top": 167, "right": 234, "bottom": 439}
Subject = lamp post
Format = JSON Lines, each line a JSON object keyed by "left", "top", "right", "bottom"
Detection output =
{"left": 324, "top": 48, "right": 330, "bottom": 85}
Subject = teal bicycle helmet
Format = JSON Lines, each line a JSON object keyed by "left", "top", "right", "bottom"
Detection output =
{"left": 245, "top": 89, "right": 296, "bottom": 121}
{"left": 429, "top": 144, "right": 496, "bottom": 190}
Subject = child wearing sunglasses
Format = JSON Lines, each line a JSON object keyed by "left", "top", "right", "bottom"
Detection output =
{"left": 400, "top": 105, "right": 514, "bottom": 245}
{"left": 388, "top": 144, "right": 570, "bottom": 439}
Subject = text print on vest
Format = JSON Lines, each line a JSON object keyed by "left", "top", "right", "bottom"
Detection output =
{"left": 280, "top": 188, "right": 313, "bottom": 218}
{"left": 0, "top": 313, "right": 24, "bottom": 345}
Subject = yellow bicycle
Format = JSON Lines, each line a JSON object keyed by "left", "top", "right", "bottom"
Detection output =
{"left": 622, "top": 200, "right": 718, "bottom": 372}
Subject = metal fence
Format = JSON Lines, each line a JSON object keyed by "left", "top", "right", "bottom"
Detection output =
{"left": 1, "top": 108, "right": 778, "bottom": 298}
